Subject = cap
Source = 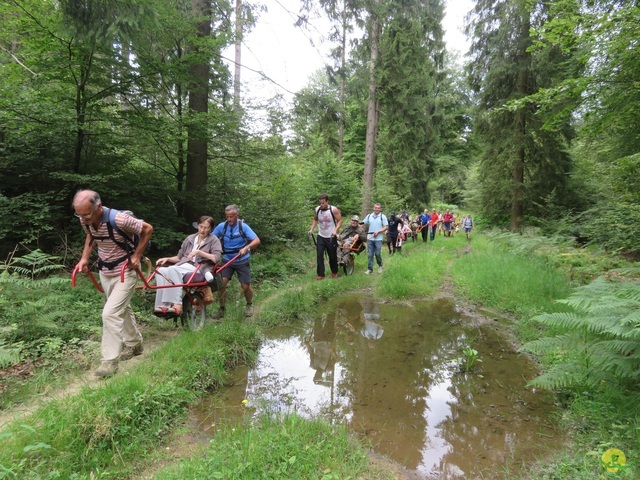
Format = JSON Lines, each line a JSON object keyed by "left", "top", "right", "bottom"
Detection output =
{"left": 351, "top": 215, "right": 360, "bottom": 221}
{"left": 390, "top": 211, "right": 396, "bottom": 216}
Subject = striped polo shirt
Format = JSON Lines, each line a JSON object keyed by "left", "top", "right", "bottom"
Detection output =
{"left": 82, "top": 211, "right": 143, "bottom": 276}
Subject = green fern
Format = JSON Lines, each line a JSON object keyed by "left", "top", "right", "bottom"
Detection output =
{"left": 0, "top": 249, "right": 64, "bottom": 280}
{"left": 521, "top": 267, "right": 640, "bottom": 390}
{"left": 0, "top": 340, "right": 22, "bottom": 368}
{"left": 0, "top": 326, "right": 22, "bottom": 368}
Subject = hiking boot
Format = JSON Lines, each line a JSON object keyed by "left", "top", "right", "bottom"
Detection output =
{"left": 316, "top": 275, "right": 325, "bottom": 280}
{"left": 95, "top": 361, "right": 118, "bottom": 378}
{"left": 378, "top": 266, "right": 383, "bottom": 274}
{"left": 332, "top": 273, "right": 338, "bottom": 278}
{"left": 211, "top": 308, "right": 225, "bottom": 320}
{"left": 119, "top": 343, "right": 143, "bottom": 361}
{"left": 245, "top": 304, "right": 254, "bottom": 317}
{"left": 364, "top": 269, "right": 372, "bottom": 275}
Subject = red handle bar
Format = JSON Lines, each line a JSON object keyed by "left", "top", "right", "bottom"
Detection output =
{"left": 71, "top": 265, "right": 105, "bottom": 293}
{"left": 72, "top": 253, "right": 241, "bottom": 293}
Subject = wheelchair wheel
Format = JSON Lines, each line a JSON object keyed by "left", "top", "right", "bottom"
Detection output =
{"left": 181, "top": 293, "right": 206, "bottom": 331}
{"left": 343, "top": 254, "right": 355, "bottom": 275}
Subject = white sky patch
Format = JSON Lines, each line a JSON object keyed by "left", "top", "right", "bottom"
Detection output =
{"left": 227, "top": 0, "right": 474, "bottom": 103}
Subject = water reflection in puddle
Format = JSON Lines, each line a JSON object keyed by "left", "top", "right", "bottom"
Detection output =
{"left": 194, "top": 295, "right": 562, "bottom": 478}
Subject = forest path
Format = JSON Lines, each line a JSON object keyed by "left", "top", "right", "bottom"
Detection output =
{"left": 0, "top": 325, "right": 179, "bottom": 429}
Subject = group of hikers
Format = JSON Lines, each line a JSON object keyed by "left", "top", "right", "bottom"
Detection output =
{"left": 308, "top": 194, "right": 474, "bottom": 278}
{"left": 72, "top": 188, "right": 473, "bottom": 379}
{"left": 73, "top": 190, "right": 259, "bottom": 378}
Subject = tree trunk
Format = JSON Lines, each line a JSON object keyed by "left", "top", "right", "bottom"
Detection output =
{"left": 338, "top": 0, "right": 347, "bottom": 162}
{"left": 233, "top": 0, "right": 242, "bottom": 109}
{"left": 73, "top": 50, "right": 93, "bottom": 173}
{"left": 185, "top": 0, "right": 211, "bottom": 221}
{"left": 361, "top": 3, "right": 381, "bottom": 217}
{"left": 510, "top": 13, "right": 531, "bottom": 232}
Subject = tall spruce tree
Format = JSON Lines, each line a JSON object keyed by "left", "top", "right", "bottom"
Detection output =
{"left": 467, "top": 0, "right": 579, "bottom": 229}
{"left": 376, "top": 0, "right": 447, "bottom": 209}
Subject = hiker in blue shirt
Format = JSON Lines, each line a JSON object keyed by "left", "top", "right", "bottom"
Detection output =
{"left": 419, "top": 209, "right": 431, "bottom": 243}
{"left": 211, "top": 205, "right": 261, "bottom": 319}
{"left": 362, "top": 203, "right": 388, "bottom": 275}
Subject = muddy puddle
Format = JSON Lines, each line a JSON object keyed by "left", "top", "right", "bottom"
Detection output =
{"left": 193, "top": 295, "right": 563, "bottom": 479}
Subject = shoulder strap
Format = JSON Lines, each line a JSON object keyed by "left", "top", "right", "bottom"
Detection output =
{"left": 103, "top": 207, "right": 136, "bottom": 254}
{"left": 221, "top": 220, "right": 248, "bottom": 254}
{"left": 328, "top": 205, "right": 337, "bottom": 226}
{"left": 83, "top": 207, "right": 135, "bottom": 255}
{"left": 238, "top": 220, "right": 249, "bottom": 243}
{"left": 220, "top": 221, "right": 229, "bottom": 252}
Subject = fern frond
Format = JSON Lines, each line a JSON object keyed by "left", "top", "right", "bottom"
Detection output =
{"left": 609, "top": 267, "right": 640, "bottom": 278}
{"left": 616, "top": 283, "right": 640, "bottom": 303}
{"left": 596, "top": 340, "right": 638, "bottom": 356}
{"left": 0, "top": 273, "right": 69, "bottom": 289}
{"left": 531, "top": 312, "right": 593, "bottom": 331}
{"left": 617, "top": 308, "right": 640, "bottom": 327}
{"left": 527, "top": 361, "right": 593, "bottom": 390}
{"left": 522, "top": 332, "right": 586, "bottom": 356}
{"left": 0, "top": 339, "right": 22, "bottom": 368}
{"left": 1, "top": 249, "right": 64, "bottom": 279}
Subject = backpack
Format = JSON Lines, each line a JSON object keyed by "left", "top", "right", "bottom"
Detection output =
{"left": 220, "top": 220, "right": 249, "bottom": 255}
{"left": 84, "top": 207, "right": 143, "bottom": 270}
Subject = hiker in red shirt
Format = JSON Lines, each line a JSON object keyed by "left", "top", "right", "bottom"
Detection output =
{"left": 429, "top": 209, "right": 439, "bottom": 242}
{"left": 443, "top": 209, "right": 454, "bottom": 237}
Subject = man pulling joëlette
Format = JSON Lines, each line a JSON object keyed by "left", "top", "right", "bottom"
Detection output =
{"left": 211, "top": 205, "right": 261, "bottom": 319}
{"left": 73, "top": 190, "right": 153, "bottom": 378}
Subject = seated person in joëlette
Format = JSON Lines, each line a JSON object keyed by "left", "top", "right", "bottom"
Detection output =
{"left": 337, "top": 215, "right": 367, "bottom": 265}
{"left": 153, "top": 216, "right": 222, "bottom": 316}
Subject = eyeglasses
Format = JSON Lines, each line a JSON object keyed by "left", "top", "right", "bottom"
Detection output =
{"left": 74, "top": 211, "right": 95, "bottom": 219}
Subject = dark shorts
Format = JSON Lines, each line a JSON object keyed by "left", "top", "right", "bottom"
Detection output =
{"left": 219, "top": 259, "right": 251, "bottom": 284}
{"left": 444, "top": 222, "right": 451, "bottom": 231}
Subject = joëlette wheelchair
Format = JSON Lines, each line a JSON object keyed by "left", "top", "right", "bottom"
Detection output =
{"left": 338, "top": 237, "right": 366, "bottom": 275}
{"left": 71, "top": 255, "right": 238, "bottom": 331}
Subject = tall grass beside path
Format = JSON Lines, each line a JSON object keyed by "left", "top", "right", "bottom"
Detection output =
{"left": 0, "top": 321, "right": 260, "bottom": 479}
{"left": 375, "top": 241, "right": 448, "bottom": 299}
{"left": 451, "top": 236, "right": 572, "bottom": 319}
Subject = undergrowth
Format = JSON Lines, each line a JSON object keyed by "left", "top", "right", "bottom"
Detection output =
{"left": 0, "top": 321, "right": 260, "bottom": 478}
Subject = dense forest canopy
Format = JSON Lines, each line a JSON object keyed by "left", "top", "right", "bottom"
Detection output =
{"left": 1, "top": 0, "right": 639, "bottom": 260}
